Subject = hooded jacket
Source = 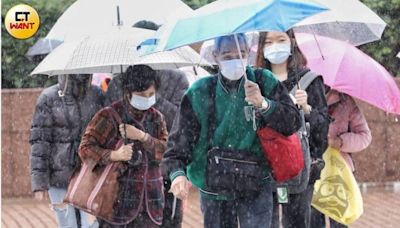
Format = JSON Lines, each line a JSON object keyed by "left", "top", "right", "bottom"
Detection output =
{"left": 30, "top": 75, "right": 104, "bottom": 192}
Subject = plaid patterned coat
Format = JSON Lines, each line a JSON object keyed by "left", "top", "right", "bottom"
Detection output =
{"left": 79, "top": 101, "right": 168, "bottom": 226}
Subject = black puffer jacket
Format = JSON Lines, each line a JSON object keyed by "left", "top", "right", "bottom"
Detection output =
{"left": 105, "top": 69, "right": 189, "bottom": 131}
{"left": 30, "top": 75, "right": 104, "bottom": 192}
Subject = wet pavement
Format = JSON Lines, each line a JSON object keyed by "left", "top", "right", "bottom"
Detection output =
{"left": 2, "top": 187, "right": 400, "bottom": 228}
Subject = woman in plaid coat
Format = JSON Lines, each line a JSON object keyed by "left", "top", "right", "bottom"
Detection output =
{"left": 79, "top": 65, "right": 168, "bottom": 227}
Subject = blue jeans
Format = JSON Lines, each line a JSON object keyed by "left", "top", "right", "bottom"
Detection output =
{"left": 48, "top": 187, "right": 96, "bottom": 228}
{"left": 200, "top": 184, "right": 273, "bottom": 228}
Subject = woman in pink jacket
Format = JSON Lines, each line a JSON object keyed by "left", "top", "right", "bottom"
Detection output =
{"left": 311, "top": 88, "right": 372, "bottom": 228}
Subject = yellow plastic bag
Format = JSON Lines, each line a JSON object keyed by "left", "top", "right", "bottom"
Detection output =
{"left": 312, "top": 147, "right": 363, "bottom": 225}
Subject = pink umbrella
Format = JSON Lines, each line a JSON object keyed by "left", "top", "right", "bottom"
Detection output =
{"left": 295, "top": 33, "right": 400, "bottom": 115}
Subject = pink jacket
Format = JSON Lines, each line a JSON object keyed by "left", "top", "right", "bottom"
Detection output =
{"left": 326, "top": 91, "right": 372, "bottom": 171}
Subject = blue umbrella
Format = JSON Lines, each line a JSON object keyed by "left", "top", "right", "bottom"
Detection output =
{"left": 143, "top": 0, "right": 328, "bottom": 52}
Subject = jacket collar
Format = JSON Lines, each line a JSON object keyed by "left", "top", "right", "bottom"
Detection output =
{"left": 217, "top": 72, "right": 245, "bottom": 94}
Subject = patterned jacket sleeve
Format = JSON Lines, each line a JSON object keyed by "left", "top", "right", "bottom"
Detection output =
{"left": 79, "top": 109, "right": 117, "bottom": 165}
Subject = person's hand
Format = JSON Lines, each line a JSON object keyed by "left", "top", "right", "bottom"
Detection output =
{"left": 110, "top": 144, "right": 134, "bottom": 161}
{"left": 244, "top": 80, "right": 264, "bottom": 108}
{"left": 328, "top": 135, "right": 343, "bottom": 150}
{"left": 34, "top": 190, "right": 48, "bottom": 201}
{"left": 170, "top": 176, "right": 190, "bottom": 200}
{"left": 294, "top": 89, "right": 308, "bottom": 107}
{"left": 119, "top": 124, "right": 146, "bottom": 141}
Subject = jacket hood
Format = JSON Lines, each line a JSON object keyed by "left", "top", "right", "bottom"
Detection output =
{"left": 58, "top": 74, "right": 92, "bottom": 98}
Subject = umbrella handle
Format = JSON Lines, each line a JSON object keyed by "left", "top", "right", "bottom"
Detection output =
{"left": 234, "top": 34, "right": 248, "bottom": 81}
{"left": 171, "top": 195, "right": 177, "bottom": 219}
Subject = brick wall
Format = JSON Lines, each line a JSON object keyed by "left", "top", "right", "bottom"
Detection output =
{"left": 2, "top": 89, "right": 43, "bottom": 198}
{"left": 2, "top": 79, "right": 400, "bottom": 198}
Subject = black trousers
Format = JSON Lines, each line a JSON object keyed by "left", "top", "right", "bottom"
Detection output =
{"left": 98, "top": 212, "right": 159, "bottom": 228}
{"left": 310, "top": 207, "right": 347, "bottom": 228}
{"left": 271, "top": 185, "right": 314, "bottom": 228}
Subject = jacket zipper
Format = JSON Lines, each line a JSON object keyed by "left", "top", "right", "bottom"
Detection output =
{"left": 215, "top": 156, "right": 258, "bottom": 165}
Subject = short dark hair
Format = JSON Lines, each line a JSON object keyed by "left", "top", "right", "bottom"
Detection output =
{"left": 255, "top": 29, "right": 307, "bottom": 72}
{"left": 122, "top": 65, "right": 158, "bottom": 94}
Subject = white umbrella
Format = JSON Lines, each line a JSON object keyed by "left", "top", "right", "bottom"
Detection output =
{"left": 27, "top": 0, "right": 192, "bottom": 57}
{"left": 293, "top": 0, "right": 387, "bottom": 46}
{"left": 31, "top": 28, "right": 209, "bottom": 76}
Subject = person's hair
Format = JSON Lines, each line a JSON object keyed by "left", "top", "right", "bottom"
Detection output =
{"left": 213, "top": 33, "right": 249, "bottom": 54}
{"left": 122, "top": 65, "right": 158, "bottom": 96}
{"left": 132, "top": 20, "right": 160, "bottom": 31}
{"left": 255, "top": 29, "right": 307, "bottom": 72}
{"left": 324, "top": 84, "right": 331, "bottom": 94}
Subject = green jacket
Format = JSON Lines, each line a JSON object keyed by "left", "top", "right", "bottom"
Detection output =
{"left": 161, "top": 67, "right": 301, "bottom": 200}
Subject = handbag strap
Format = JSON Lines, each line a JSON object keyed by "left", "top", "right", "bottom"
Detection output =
{"left": 103, "top": 107, "right": 125, "bottom": 149}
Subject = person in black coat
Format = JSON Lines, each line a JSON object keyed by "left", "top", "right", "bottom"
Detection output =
{"left": 255, "top": 30, "right": 330, "bottom": 228}
{"left": 30, "top": 74, "right": 104, "bottom": 227}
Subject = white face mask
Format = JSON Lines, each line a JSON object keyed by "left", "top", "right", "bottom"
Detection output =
{"left": 263, "top": 43, "right": 291, "bottom": 65}
{"left": 130, "top": 94, "right": 156, "bottom": 110}
{"left": 219, "top": 58, "right": 247, "bottom": 80}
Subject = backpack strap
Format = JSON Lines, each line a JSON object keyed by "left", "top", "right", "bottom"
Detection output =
{"left": 289, "top": 71, "right": 319, "bottom": 96}
{"left": 103, "top": 107, "right": 124, "bottom": 148}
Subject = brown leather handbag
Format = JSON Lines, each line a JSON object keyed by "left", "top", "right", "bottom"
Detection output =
{"left": 64, "top": 107, "right": 124, "bottom": 222}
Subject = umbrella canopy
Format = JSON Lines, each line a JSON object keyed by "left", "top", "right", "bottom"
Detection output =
{"left": 25, "top": 38, "right": 63, "bottom": 59}
{"left": 31, "top": 28, "right": 209, "bottom": 76}
{"left": 293, "top": 0, "right": 386, "bottom": 46}
{"left": 26, "top": 0, "right": 192, "bottom": 57}
{"left": 296, "top": 33, "right": 400, "bottom": 115}
{"left": 145, "top": 0, "right": 328, "bottom": 52}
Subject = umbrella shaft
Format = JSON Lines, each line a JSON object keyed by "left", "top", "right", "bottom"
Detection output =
{"left": 233, "top": 34, "right": 248, "bottom": 81}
